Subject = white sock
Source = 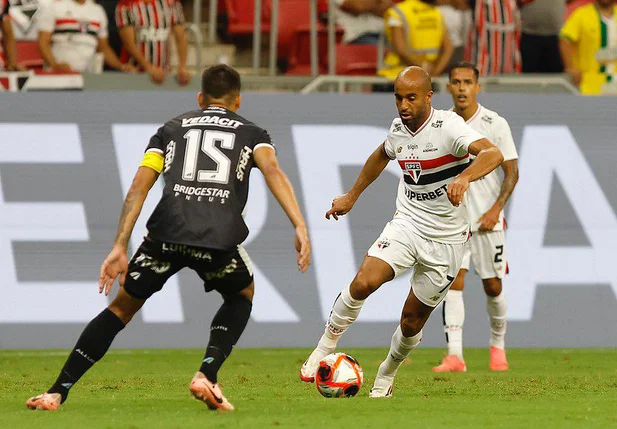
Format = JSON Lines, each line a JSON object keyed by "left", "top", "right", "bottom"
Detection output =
{"left": 316, "top": 285, "right": 365, "bottom": 351}
{"left": 486, "top": 291, "right": 507, "bottom": 349}
{"left": 377, "top": 325, "right": 422, "bottom": 378}
{"left": 443, "top": 290, "right": 465, "bottom": 359}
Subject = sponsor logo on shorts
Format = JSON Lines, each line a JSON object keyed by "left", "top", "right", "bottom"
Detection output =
{"left": 129, "top": 272, "right": 141, "bottom": 280}
{"left": 161, "top": 242, "right": 212, "bottom": 261}
{"left": 377, "top": 238, "right": 390, "bottom": 250}
{"left": 134, "top": 253, "right": 171, "bottom": 274}
{"left": 204, "top": 259, "right": 238, "bottom": 281}
{"left": 429, "top": 295, "right": 441, "bottom": 302}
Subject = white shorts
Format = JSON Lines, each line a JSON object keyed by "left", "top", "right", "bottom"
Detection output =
{"left": 367, "top": 218, "right": 466, "bottom": 308}
{"left": 460, "top": 230, "right": 508, "bottom": 279}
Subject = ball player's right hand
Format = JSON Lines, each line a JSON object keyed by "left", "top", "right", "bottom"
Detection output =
{"left": 294, "top": 226, "right": 311, "bottom": 273}
{"left": 99, "top": 246, "right": 129, "bottom": 296}
{"left": 325, "top": 193, "right": 356, "bottom": 220}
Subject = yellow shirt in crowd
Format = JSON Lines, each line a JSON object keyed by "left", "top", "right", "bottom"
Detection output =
{"left": 560, "top": 3, "right": 617, "bottom": 95}
{"left": 379, "top": 0, "right": 445, "bottom": 81}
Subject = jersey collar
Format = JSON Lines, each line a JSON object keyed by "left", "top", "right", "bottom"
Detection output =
{"left": 465, "top": 103, "right": 483, "bottom": 124}
{"left": 403, "top": 107, "right": 434, "bottom": 137}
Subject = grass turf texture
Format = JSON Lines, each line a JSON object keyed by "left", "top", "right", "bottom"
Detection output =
{"left": 1, "top": 348, "right": 616, "bottom": 428}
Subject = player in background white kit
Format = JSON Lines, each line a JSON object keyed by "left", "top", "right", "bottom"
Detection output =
{"left": 433, "top": 62, "right": 519, "bottom": 373}
{"left": 299, "top": 66, "right": 504, "bottom": 397}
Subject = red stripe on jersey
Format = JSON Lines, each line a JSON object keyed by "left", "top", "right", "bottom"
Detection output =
{"left": 90, "top": 21, "right": 100, "bottom": 28}
{"left": 398, "top": 153, "right": 469, "bottom": 171}
{"left": 56, "top": 18, "right": 79, "bottom": 25}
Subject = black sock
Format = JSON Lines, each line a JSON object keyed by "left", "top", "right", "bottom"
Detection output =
{"left": 48, "top": 308, "right": 125, "bottom": 403}
{"left": 199, "top": 295, "right": 252, "bottom": 383}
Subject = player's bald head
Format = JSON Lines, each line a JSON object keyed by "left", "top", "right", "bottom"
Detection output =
{"left": 395, "top": 66, "right": 432, "bottom": 94}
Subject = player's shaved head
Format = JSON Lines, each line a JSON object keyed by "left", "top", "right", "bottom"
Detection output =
{"left": 393, "top": 66, "right": 434, "bottom": 132}
{"left": 199, "top": 64, "right": 242, "bottom": 111}
{"left": 395, "top": 66, "right": 432, "bottom": 94}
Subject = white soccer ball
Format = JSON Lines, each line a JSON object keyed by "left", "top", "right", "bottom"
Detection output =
{"left": 315, "top": 353, "right": 364, "bottom": 398}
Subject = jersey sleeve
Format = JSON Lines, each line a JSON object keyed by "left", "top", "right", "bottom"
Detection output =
{"left": 446, "top": 113, "right": 485, "bottom": 157}
{"left": 383, "top": 120, "right": 398, "bottom": 160}
{"left": 384, "top": 6, "right": 404, "bottom": 28}
{"left": 115, "top": 0, "right": 134, "bottom": 29}
{"left": 253, "top": 128, "right": 276, "bottom": 153}
{"left": 37, "top": 2, "right": 56, "bottom": 33}
{"left": 140, "top": 126, "right": 165, "bottom": 173}
{"left": 560, "top": 9, "right": 581, "bottom": 42}
{"left": 170, "top": 0, "right": 185, "bottom": 26}
{"left": 492, "top": 116, "right": 518, "bottom": 162}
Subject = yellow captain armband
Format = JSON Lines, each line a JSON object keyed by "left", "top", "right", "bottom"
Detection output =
{"left": 140, "top": 150, "right": 165, "bottom": 173}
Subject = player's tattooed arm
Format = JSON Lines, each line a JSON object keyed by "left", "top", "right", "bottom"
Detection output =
{"left": 448, "top": 138, "right": 503, "bottom": 207}
{"left": 326, "top": 143, "right": 391, "bottom": 220}
{"left": 478, "top": 159, "right": 518, "bottom": 231}
{"left": 99, "top": 167, "right": 159, "bottom": 295}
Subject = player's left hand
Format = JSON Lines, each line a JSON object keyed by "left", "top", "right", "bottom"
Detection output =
{"left": 478, "top": 207, "right": 500, "bottom": 231}
{"left": 120, "top": 63, "right": 137, "bottom": 73}
{"left": 99, "top": 246, "right": 129, "bottom": 296}
{"left": 447, "top": 175, "right": 469, "bottom": 207}
{"left": 294, "top": 225, "right": 311, "bottom": 273}
{"left": 176, "top": 67, "right": 191, "bottom": 86}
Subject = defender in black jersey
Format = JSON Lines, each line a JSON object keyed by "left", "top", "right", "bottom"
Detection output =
{"left": 27, "top": 65, "right": 311, "bottom": 412}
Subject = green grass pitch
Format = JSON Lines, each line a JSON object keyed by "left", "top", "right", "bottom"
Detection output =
{"left": 1, "top": 348, "right": 616, "bottom": 428}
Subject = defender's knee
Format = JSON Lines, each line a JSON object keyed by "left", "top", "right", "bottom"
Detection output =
{"left": 400, "top": 315, "right": 424, "bottom": 338}
{"left": 483, "top": 278, "right": 502, "bottom": 297}
{"left": 350, "top": 272, "right": 381, "bottom": 300}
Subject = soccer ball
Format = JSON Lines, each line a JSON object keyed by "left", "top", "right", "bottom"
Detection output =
{"left": 315, "top": 353, "right": 363, "bottom": 398}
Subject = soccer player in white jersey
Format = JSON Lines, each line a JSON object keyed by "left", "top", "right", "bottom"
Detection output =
{"left": 433, "top": 62, "right": 519, "bottom": 373}
{"left": 299, "top": 66, "right": 504, "bottom": 397}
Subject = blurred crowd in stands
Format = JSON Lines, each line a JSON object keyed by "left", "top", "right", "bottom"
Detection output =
{"left": 0, "top": 0, "right": 615, "bottom": 94}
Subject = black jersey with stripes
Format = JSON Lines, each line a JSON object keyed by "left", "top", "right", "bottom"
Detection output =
{"left": 144, "top": 105, "right": 274, "bottom": 250}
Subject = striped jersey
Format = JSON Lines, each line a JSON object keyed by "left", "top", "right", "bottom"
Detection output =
{"left": 115, "top": 0, "right": 184, "bottom": 70}
{"left": 461, "top": 104, "right": 518, "bottom": 232}
{"left": 465, "top": 0, "right": 521, "bottom": 75}
{"left": 383, "top": 108, "right": 485, "bottom": 244}
{"left": 37, "top": 0, "right": 108, "bottom": 72}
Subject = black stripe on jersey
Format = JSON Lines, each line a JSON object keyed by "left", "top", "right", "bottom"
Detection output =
{"left": 54, "top": 29, "right": 99, "bottom": 37}
{"left": 403, "top": 162, "right": 470, "bottom": 186}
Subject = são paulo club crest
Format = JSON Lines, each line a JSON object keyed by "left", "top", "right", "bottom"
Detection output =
{"left": 376, "top": 238, "right": 390, "bottom": 250}
{"left": 404, "top": 162, "right": 422, "bottom": 183}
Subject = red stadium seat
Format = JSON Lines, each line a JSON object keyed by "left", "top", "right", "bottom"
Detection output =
{"left": 15, "top": 41, "right": 44, "bottom": 70}
{"left": 285, "top": 26, "right": 344, "bottom": 75}
{"left": 224, "top": 0, "right": 271, "bottom": 36}
{"left": 335, "top": 43, "right": 379, "bottom": 75}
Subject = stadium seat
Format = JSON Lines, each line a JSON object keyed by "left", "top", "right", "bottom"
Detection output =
{"left": 15, "top": 41, "right": 44, "bottom": 70}
{"left": 285, "top": 26, "right": 344, "bottom": 75}
{"left": 335, "top": 43, "right": 379, "bottom": 75}
{"left": 223, "top": 0, "right": 271, "bottom": 36}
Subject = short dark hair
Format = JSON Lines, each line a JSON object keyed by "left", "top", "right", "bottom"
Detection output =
{"left": 448, "top": 62, "right": 480, "bottom": 82}
{"left": 201, "top": 64, "right": 241, "bottom": 99}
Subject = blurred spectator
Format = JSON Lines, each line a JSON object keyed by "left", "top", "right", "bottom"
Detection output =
{"left": 335, "top": 0, "right": 391, "bottom": 45}
{"left": 1, "top": 0, "right": 25, "bottom": 70}
{"left": 465, "top": 0, "right": 521, "bottom": 75}
{"left": 560, "top": 0, "right": 617, "bottom": 94}
{"left": 379, "top": 0, "right": 453, "bottom": 80}
{"left": 519, "top": 0, "right": 564, "bottom": 73}
{"left": 115, "top": 0, "right": 189, "bottom": 85}
{"left": 437, "top": 0, "right": 472, "bottom": 69}
{"left": 37, "top": 0, "right": 134, "bottom": 73}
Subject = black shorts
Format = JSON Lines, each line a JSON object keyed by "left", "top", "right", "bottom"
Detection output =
{"left": 123, "top": 237, "right": 254, "bottom": 300}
